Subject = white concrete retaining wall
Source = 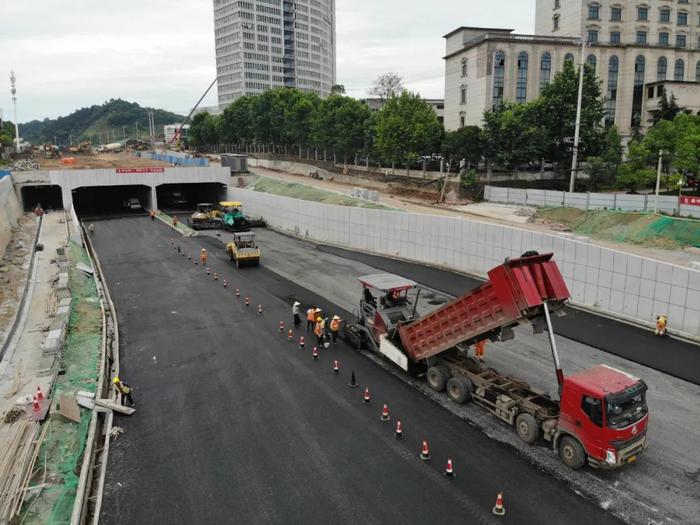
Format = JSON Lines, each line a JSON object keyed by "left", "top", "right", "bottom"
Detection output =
{"left": 484, "top": 185, "right": 700, "bottom": 218}
{"left": 231, "top": 187, "right": 700, "bottom": 339}
{"left": 0, "top": 176, "right": 22, "bottom": 258}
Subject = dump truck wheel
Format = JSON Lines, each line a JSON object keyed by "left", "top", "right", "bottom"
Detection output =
{"left": 446, "top": 376, "right": 473, "bottom": 404}
{"left": 559, "top": 436, "right": 586, "bottom": 470}
{"left": 427, "top": 366, "right": 449, "bottom": 392}
{"left": 515, "top": 413, "right": 539, "bottom": 444}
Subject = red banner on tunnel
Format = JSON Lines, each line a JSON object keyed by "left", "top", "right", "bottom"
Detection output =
{"left": 115, "top": 168, "right": 165, "bottom": 174}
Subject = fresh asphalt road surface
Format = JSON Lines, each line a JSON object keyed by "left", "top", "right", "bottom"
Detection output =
{"left": 319, "top": 245, "right": 700, "bottom": 386}
{"left": 93, "top": 217, "right": 621, "bottom": 525}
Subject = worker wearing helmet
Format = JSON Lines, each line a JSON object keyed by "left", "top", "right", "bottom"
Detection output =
{"left": 655, "top": 315, "right": 667, "bottom": 336}
{"left": 149, "top": 210, "right": 156, "bottom": 221}
{"left": 292, "top": 301, "right": 301, "bottom": 327}
{"left": 314, "top": 316, "right": 326, "bottom": 348}
{"left": 329, "top": 315, "right": 342, "bottom": 346}
{"left": 199, "top": 248, "right": 208, "bottom": 266}
{"left": 306, "top": 307, "right": 316, "bottom": 332}
{"left": 112, "top": 377, "right": 135, "bottom": 407}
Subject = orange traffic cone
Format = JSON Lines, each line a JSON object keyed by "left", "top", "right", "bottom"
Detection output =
{"left": 298, "top": 336, "right": 305, "bottom": 349}
{"left": 420, "top": 440, "right": 431, "bottom": 460}
{"left": 236, "top": 288, "right": 240, "bottom": 297}
{"left": 492, "top": 492, "right": 505, "bottom": 516}
{"left": 188, "top": 253, "right": 192, "bottom": 260}
{"left": 363, "top": 387, "right": 371, "bottom": 404}
{"left": 380, "top": 404, "right": 390, "bottom": 421}
{"left": 445, "top": 458, "right": 455, "bottom": 478}
{"left": 288, "top": 329, "right": 294, "bottom": 341}
{"left": 214, "top": 272, "right": 219, "bottom": 281}
{"left": 223, "top": 279, "right": 228, "bottom": 288}
{"left": 333, "top": 360, "right": 339, "bottom": 374}
{"left": 36, "top": 386, "right": 44, "bottom": 401}
{"left": 279, "top": 321, "right": 285, "bottom": 332}
{"left": 395, "top": 420, "right": 403, "bottom": 439}
{"left": 349, "top": 370, "right": 358, "bottom": 388}
{"left": 312, "top": 346, "right": 319, "bottom": 359}
{"left": 206, "top": 267, "right": 211, "bottom": 275}
{"left": 32, "top": 396, "right": 41, "bottom": 412}
{"left": 245, "top": 297, "right": 250, "bottom": 307}
{"left": 194, "top": 260, "right": 198, "bottom": 265}
{"left": 258, "top": 304, "right": 263, "bottom": 315}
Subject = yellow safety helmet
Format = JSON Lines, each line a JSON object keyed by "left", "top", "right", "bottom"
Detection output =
{"left": 112, "top": 377, "right": 120, "bottom": 384}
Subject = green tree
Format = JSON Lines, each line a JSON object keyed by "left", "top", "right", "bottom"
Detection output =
{"left": 189, "top": 112, "right": 220, "bottom": 148}
{"left": 674, "top": 113, "right": 700, "bottom": 175}
{"left": 368, "top": 73, "right": 404, "bottom": 102}
{"left": 311, "top": 95, "right": 371, "bottom": 162}
{"left": 585, "top": 126, "right": 624, "bottom": 190}
{"left": 219, "top": 96, "right": 254, "bottom": 143}
{"left": 330, "top": 84, "right": 346, "bottom": 95}
{"left": 642, "top": 119, "right": 678, "bottom": 174}
{"left": 617, "top": 140, "right": 655, "bottom": 192}
{"left": 441, "top": 126, "right": 483, "bottom": 171}
{"left": 535, "top": 61, "right": 606, "bottom": 168}
{"left": 0, "top": 120, "right": 15, "bottom": 147}
{"left": 282, "top": 90, "right": 320, "bottom": 148}
{"left": 651, "top": 92, "right": 685, "bottom": 124}
{"left": 374, "top": 92, "right": 443, "bottom": 169}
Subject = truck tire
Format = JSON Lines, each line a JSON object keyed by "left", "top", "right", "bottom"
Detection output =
{"left": 559, "top": 436, "right": 586, "bottom": 470}
{"left": 446, "top": 376, "right": 473, "bottom": 404}
{"left": 515, "top": 413, "right": 539, "bottom": 444}
{"left": 427, "top": 366, "right": 450, "bottom": 392}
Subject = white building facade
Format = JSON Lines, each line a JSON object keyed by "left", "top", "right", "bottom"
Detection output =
{"left": 445, "top": 1, "right": 700, "bottom": 136}
{"left": 213, "top": 0, "right": 336, "bottom": 108}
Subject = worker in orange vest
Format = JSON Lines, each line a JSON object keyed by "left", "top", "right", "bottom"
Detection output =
{"left": 314, "top": 316, "right": 325, "bottom": 348}
{"left": 149, "top": 210, "right": 156, "bottom": 221}
{"left": 306, "top": 307, "right": 317, "bottom": 332}
{"left": 199, "top": 248, "right": 208, "bottom": 266}
{"left": 474, "top": 339, "right": 487, "bottom": 362}
{"left": 655, "top": 315, "right": 667, "bottom": 336}
{"left": 329, "top": 315, "right": 342, "bottom": 346}
{"left": 172, "top": 215, "right": 178, "bottom": 227}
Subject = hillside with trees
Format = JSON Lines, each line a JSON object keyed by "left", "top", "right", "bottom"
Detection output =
{"left": 20, "top": 99, "right": 185, "bottom": 145}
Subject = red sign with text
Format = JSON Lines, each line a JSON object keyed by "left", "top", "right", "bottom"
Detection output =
{"left": 115, "top": 168, "right": 165, "bottom": 174}
{"left": 679, "top": 196, "right": 700, "bottom": 207}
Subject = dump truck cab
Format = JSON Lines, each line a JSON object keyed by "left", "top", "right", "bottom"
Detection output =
{"left": 558, "top": 365, "right": 648, "bottom": 469}
{"left": 226, "top": 232, "right": 260, "bottom": 267}
{"left": 357, "top": 274, "right": 419, "bottom": 346}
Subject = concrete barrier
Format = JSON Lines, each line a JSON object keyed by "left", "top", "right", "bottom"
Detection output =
{"left": 229, "top": 187, "right": 700, "bottom": 339}
{"left": 0, "top": 176, "right": 21, "bottom": 258}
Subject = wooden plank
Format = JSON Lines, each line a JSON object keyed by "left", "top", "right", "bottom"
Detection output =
{"left": 59, "top": 394, "right": 81, "bottom": 423}
{"left": 94, "top": 398, "right": 135, "bottom": 415}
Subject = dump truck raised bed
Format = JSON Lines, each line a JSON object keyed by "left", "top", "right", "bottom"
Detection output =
{"left": 344, "top": 252, "right": 649, "bottom": 470}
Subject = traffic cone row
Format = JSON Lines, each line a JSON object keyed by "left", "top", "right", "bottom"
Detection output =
{"left": 312, "top": 346, "right": 319, "bottom": 359}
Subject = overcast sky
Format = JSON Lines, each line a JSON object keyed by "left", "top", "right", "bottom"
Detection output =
{"left": 0, "top": 1, "right": 534, "bottom": 122}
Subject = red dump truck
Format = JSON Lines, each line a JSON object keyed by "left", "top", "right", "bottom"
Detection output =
{"left": 344, "top": 252, "right": 649, "bottom": 470}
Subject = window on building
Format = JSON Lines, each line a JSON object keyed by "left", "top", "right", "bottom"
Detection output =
{"left": 659, "top": 32, "right": 669, "bottom": 45}
{"left": 588, "top": 4, "right": 600, "bottom": 20}
{"left": 605, "top": 56, "right": 619, "bottom": 127}
{"left": 460, "top": 85, "right": 467, "bottom": 104}
{"left": 637, "top": 6, "right": 648, "bottom": 21}
{"left": 696, "top": 61, "right": 700, "bottom": 82}
{"left": 610, "top": 31, "right": 621, "bottom": 43}
{"left": 587, "top": 54, "right": 597, "bottom": 72}
{"left": 564, "top": 53, "right": 575, "bottom": 64}
{"left": 554, "top": 0, "right": 560, "bottom": 8}
{"left": 461, "top": 58, "right": 468, "bottom": 77}
{"left": 636, "top": 31, "right": 647, "bottom": 44}
{"left": 553, "top": 15, "right": 560, "bottom": 31}
{"left": 631, "top": 55, "right": 645, "bottom": 127}
{"left": 657, "top": 56, "right": 668, "bottom": 80}
{"left": 678, "top": 11, "right": 688, "bottom": 26}
{"left": 460, "top": 115, "right": 466, "bottom": 128}
{"left": 540, "top": 52, "right": 552, "bottom": 92}
{"left": 660, "top": 8, "right": 671, "bottom": 23}
{"left": 675, "top": 59, "right": 685, "bottom": 80}
{"left": 677, "top": 34, "right": 687, "bottom": 48}
{"left": 492, "top": 50, "right": 505, "bottom": 109}
{"left": 648, "top": 86, "right": 655, "bottom": 99}
{"left": 516, "top": 52, "right": 529, "bottom": 103}
{"left": 611, "top": 6, "right": 622, "bottom": 22}
{"left": 587, "top": 30, "right": 598, "bottom": 43}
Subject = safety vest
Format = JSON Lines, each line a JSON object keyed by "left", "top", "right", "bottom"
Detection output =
{"left": 330, "top": 319, "right": 340, "bottom": 332}
{"left": 307, "top": 309, "right": 315, "bottom": 321}
{"left": 115, "top": 382, "right": 131, "bottom": 395}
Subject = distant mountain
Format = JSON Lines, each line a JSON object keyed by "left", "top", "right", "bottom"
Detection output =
{"left": 20, "top": 99, "right": 186, "bottom": 145}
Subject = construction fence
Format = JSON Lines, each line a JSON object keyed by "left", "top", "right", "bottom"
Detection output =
{"left": 229, "top": 187, "right": 700, "bottom": 340}
{"left": 484, "top": 185, "right": 700, "bottom": 219}
{"left": 138, "top": 152, "right": 209, "bottom": 167}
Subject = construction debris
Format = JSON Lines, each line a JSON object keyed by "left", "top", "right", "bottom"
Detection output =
{"left": 8, "top": 159, "right": 39, "bottom": 171}
{"left": 110, "top": 426, "right": 125, "bottom": 440}
{"left": 94, "top": 398, "right": 135, "bottom": 415}
{"left": 0, "top": 420, "right": 42, "bottom": 521}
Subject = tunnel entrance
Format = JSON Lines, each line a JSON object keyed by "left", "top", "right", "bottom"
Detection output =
{"left": 73, "top": 185, "right": 152, "bottom": 218}
{"left": 21, "top": 185, "right": 64, "bottom": 212}
{"left": 156, "top": 183, "right": 228, "bottom": 212}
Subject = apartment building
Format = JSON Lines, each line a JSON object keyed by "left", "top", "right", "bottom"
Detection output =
{"left": 444, "top": 1, "right": 700, "bottom": 136}
{"left": 213, "top": 0, "right": 336, "bottom": 108}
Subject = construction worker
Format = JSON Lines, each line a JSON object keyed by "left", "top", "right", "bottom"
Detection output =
{"left": 655, "top": 315, "right": 668, "bottom": 336}
{"left": 199, "top": 248, "right": 208, "bottom": 266}
{"left": 314, "top": 316, "right": 325, "bottom": 348}
{"left": 149, "top": 210, "right": 156, "bottom": 221}
{"left": 306, "top": 307, "right": 316, "bottom": 332}
{"left": 112, "top": 377, "right": 135, "bottom": 407}
{"left": 172, "top": 216, "right": 178, "bottom": 227}
{"left": 474, "top": 339, "right": 487, "bottom": 362}
{"left": 329, "top": 315, "right": 342, "bottom": 346}
{"left": 88, "top": 223, "right": 95, "bottom": 235}
{"left": 292, "top": 301, "right": 301, "bottom": 327}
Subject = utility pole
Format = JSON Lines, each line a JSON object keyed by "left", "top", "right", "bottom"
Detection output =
{"left": 654, "top": 149, "right": 664, "bottom": 213}
{"left": 10, "top": 71, "right": 20, "bottom": 153}
{"left": 569, "top": 39, "right": 586, "bottom": 193}
{"left": 122, "top": 125, "right": 127, "bottom": 141}
{"left": 135, "top": 121, "right": 139, "bottom": 140}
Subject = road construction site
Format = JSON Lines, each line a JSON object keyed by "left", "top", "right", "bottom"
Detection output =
{"left": 88, "top": 216, "right": 699, "bottom": 525}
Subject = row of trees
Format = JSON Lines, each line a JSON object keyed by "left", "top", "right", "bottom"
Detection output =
{"left": 190, "top": 87, "right": 444, "bottom": 169}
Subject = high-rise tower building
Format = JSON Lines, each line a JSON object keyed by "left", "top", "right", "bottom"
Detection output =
{"left": 213, "top": 0, "right": 336, "bottom": 108}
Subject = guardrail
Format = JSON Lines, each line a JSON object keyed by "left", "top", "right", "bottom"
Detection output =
{"left": 484, "top": 185, "right": 700, "bottom": 218}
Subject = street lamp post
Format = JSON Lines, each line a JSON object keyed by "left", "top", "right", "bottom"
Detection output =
{"left": 569, "top": 39, "right": 586, "bottom": 194}
{"left": 10, "top": 71, "right": 20, "bottom": 153}
{"left": 654, "top": 149, "right": 664, "bottom": 214}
